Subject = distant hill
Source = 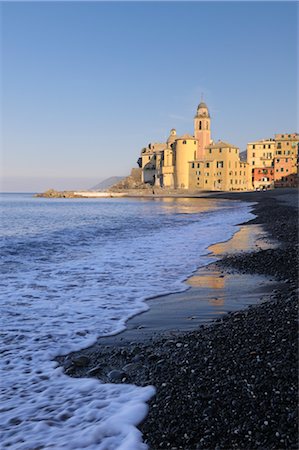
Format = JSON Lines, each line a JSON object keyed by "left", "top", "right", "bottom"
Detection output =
{"left": 90, "top": 176, "right": 126, "bottom": 191}
{"left": 240, "top": 150, "right": 247, "bottom": 161}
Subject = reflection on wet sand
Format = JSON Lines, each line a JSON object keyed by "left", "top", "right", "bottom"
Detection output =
{"left": 187, "top": 270, "right": 225, "bottom": 289}
{"left": 209, "top": 297, "right": 225, "bottom": 306}
{"left": 209, "top": 223, "right": 277, "bottom": 256}
{"left": 153, "top": 197, "right": 233, "bottom": 215}
{"left": 97, "top": 219, "right": 280, "bottom": 345}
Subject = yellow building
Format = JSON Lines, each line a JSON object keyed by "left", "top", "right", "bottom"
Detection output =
{"left": 247, "top": 139, "right": 276, "bottom": 169}
{"left": 189, "top": 141, "right": 250, "bottom": 191}
{"left": 139, "top": 101, "right": 252, "bottom": 191}
{"left": 174, "top": 135, "right": 198, "bottom": 189}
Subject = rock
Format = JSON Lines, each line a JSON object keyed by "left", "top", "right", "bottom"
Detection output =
{"left": 87, "top": 366, "right": 102, "bottom": 376}
{"left": 72, "top": 356, "right": 90, "bottom": 367}
{"left": 122, "top": 363, "right": 140, "bottom": 373}
{"left": 107, "top": 370, "right": 126, "bottom": 382}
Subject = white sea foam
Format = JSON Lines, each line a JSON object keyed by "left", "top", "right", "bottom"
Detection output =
{"left": 0, "top": 195, "right": 255, "bottom": 449}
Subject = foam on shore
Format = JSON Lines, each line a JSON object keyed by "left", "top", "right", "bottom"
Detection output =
{"left": 1, "top": 195, "right": 255, "bottom": 449}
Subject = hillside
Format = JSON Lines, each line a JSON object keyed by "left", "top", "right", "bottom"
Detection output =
{"left": 90, "top": 176, "right": 126, "bottom": 191}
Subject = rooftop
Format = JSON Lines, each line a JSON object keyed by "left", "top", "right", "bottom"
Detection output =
{"left": 206, "top": 140, "right": 239, "bottom": 149}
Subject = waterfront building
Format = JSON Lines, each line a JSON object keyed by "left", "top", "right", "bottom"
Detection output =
{"left": 273, "top": 133, "right": 299, "bottom": 188}
{"left": 252, "top": 167, "right": 274, "bottom": 190}
{"left": 138, "top": 101, "right": 298, "bottom": 191}
{"left": 189, "top": 142, "right": 250, "bottom": 191}
{"left": 139, "top": 101, "right": 250, "bottom": 191}
{"left": 247, "top": 133, "right": 298, "bottom": 190}
{"left": 247, "top": 139, "right": 276, "bottom": 169}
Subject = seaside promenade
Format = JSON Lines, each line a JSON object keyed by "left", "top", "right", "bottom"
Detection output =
{"left": 59, "top": 188, "right": 298, "bottom": 449}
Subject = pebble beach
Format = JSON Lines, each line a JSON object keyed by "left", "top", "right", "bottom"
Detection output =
{"left": 60, "top": 189, "right": 298, "bottom": 450}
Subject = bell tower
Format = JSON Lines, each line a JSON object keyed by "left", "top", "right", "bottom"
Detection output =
{"left": 194, "top": 101, "right": 211, "bottom": 160}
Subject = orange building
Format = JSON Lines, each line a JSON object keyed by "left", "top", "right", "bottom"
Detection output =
{"left": 252, "top": 167, "right": 274, "bottom": 190}
{"left": 274, "top": 157, "right": 298, "bottom": 187}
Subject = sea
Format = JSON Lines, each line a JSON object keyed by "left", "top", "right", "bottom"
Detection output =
{"left": 0, "top": 193, "right": 255, "bottom": 450}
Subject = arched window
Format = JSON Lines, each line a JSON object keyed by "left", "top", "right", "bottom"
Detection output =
{"left": 199, "top": 121, "right": 202, "bottom": 130}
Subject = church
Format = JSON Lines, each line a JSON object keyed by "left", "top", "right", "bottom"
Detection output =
{"left": 138, "top": 101, "right": 251, "bottom": 191}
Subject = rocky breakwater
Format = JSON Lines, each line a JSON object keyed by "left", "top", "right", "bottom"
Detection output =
{"left": 59, "top": 194, "right": 298, "bottom": 449}
{"left": 35, "top": 189, "right": 81, "bottom": 198}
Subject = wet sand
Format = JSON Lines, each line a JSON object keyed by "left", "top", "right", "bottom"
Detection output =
{"left": 94, "top": 224, "right": 279, "bottom": 346}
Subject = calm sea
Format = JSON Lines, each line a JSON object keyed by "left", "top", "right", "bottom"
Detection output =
{"left": 0, "top": 193, "right": 254, "bottom": 449}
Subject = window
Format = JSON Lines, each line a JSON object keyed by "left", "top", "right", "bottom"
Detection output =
{"left": 205, "top": 180, "right": 208, "bottom": 184}
{"left": 230, "top": 180, "right": 233, "bottom": 184}
{"left": 205, "top": 162, "right": 210, "bottom": 168}
{"left": 253, "top": 145, "right": 255, "bottom": 149}
{"left": 194, "top": 141, "right": 196, "bottom": 145}
{"left": 281, "top": 168, "right": 284, "bottom": 172}
{"left": 217, "top": 161, "right": 224, "bottom": 168}
{"left": 197, "top": 177, "right": 200, "bottom": 181}
{"left": 209, "top": 149, "right": 212, "bottom": 154}
{"left": 286, "top": 158, "right": 288, "bottom": 163}
{"left": 268, "top": 145, "right": 271, "bottom": 149}
{"left": 253, "top": 152, "right": 255, "bottom": 157}
{"left": 277, "top": 151, "right": 282, "bottom": 155}
{"left": 252, "top": 161, "right": 255, "bottom": 165}
{"left": 263, "top": 145, "right": 266, "bottom": 149}
{"left": 277, "top": 143, "right": 281, "bottom": 149}
{"left": 235, "top": 149, "right": 237, "bottom": 154}
{"left": 183, "top": 140, "right": 186, "bottom": 144}
{"left": 199, "top": 121, "right": 202, "bottom": 130}
{"left": 197, "top": 163, "right": 200, "bottom": 168}
{"left": 192, "top": 163, "right": 195, "bottom": 168}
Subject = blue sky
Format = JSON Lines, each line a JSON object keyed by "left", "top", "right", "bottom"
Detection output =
{"left": 1, "top": 1, "right": 298, "bottom": 192}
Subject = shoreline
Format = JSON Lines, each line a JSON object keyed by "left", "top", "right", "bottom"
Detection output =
{"left": 58, "top": 189, "right": 298, "bottom": 449}
{"left": 72, "top": 223, "right": 279, "bottom": 348}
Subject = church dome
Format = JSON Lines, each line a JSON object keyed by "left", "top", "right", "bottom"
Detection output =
{"left": 195, "top": 101, "right": 210, "bottom": 118}
{"left": 167, "top": 128, "right": 177, "bottom": 144}
{"left": 198, "top": 101, "right": 208, "bottom": 109}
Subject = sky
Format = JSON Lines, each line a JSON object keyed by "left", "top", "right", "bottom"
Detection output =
{"left": 1, "top": 1, "right": 298, "bottom": 192}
